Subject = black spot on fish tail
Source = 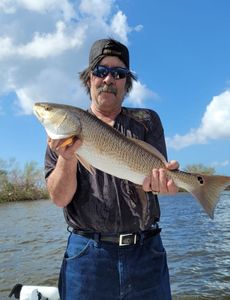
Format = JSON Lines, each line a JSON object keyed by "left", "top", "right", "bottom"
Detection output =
{"left": 197, "top": 176, "right": 204, "bottom": 185}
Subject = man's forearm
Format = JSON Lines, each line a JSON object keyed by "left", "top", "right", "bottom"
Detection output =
{"left": 47, "top": 155, "right": 78, "bottom": 207}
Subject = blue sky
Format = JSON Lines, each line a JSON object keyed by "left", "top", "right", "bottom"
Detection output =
{"left": 0, "top": 0, "right": 230, "bottom": 175}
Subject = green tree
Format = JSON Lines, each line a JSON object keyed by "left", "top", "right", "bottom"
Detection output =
{"left": 0, "top": 169, "right": 8, "bottom": 189}
{"left": 184, "top": 163, "right": 215, "bottom": 175}
{"left": 23, "top": 161, "right": 45, "bottom": 189}
{"left": 0, "top": 158, "right": 48, "bottom": 202}
{"left": 0, "top": 159, "right": 9, "bottom": 193}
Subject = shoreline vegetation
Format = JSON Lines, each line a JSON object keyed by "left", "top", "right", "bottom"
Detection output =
{"left": 0, "top": 159, "right": 229, "bottom": 203}
{"left": 0, "top": 158, "right": 48, "bottom": 203}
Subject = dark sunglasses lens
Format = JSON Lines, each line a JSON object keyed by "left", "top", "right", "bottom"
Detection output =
{"left": 92, "top": 66, "right": 129, "bottom": 79}
{"left": 92, "top": 66, "right": 108, "bottom": 78}
{"left": 111, "top": 68, "right": 128, "bottom": 79}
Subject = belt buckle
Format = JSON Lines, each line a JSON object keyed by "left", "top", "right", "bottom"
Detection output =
{"left": 119, "top": 233, "right": 137, "bottom": 246}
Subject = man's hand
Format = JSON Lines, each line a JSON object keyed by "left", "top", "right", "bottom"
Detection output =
{"left": 142, "top": 160, "right": 179, "bottom": 195}
{"left": 48, "top": 136, "right": 82, "bottom": 161}
{"left": 46, "top": 136, "right": 82, "bottom": 207}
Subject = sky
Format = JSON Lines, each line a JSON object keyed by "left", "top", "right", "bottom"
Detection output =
{"left": 0, "top": 0, "right": 230, "bottom": 175}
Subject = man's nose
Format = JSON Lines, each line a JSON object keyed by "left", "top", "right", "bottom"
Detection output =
{"left": 103, "top": 72, "right": 115, "bottom": 85}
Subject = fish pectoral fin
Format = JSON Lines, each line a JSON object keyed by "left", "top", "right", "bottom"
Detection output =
{"left": 130, "top": 137, "right": 167, "bottom": 164}
{"left": 76, "top": 154, "right": 96, "bottom": 175}
{"left": 59, "top": 136, "right": 75, "bottom": 148}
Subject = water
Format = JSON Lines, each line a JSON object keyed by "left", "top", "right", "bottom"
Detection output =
{"left": 0, "top": 192, "right": 229, "bottom": 300}
{"left": 160, "top": 192, "right": 230, "bottom": 299}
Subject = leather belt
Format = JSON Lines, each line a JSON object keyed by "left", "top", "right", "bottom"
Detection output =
{"left": 72, "top": 226, "right": 161, "bottom": 246}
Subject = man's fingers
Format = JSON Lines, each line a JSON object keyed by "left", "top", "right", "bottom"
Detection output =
{"left": 166, "top": 160, "right": 179, "bottom": 170}
{"left": 159, "top": 169, "right": 168, "bottom": 193}
{"left": 167, "top": 178, "right": 178, "bottom": 194}
{"left": 151, "top": 169, "right": 159, "bottom": 193}
{"left": 142, "top": 165, "right": 179, "bottom": 195}
{"left": 142, "top": 176, "right": 151, "bottom": 192}
{"left": 47, "top": 138, "right": 60, "bottom": 151}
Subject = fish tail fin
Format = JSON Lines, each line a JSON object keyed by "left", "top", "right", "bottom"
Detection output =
{"left": 187, "top": 175, "right": 230, "bottom": 219}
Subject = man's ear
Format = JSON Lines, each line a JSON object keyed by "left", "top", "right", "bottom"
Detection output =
{"left": 87, "top": 76, "right": 91, "bottom": 88}
{"left": 87, "top": 78, "right": 92, "bottom": 99}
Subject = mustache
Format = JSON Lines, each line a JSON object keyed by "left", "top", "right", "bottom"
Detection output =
{"left": 97, "top": 85, "right": 117, "bottom": 95}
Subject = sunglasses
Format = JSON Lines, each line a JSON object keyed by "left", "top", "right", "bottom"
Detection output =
{"left": 92, "top": 65, "right": 130, "bottom": 80}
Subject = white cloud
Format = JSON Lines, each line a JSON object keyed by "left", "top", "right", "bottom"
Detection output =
{"left": 211, "top": 160, "right": 230, "bottom": 168}
{"left": 167, "top": 90, "right": 230, "bottom": 149}
{"left": 79, "top": 0, "right": 113, "bottom": 19}
{"left": 134, "top": 24, "right": 143, "bottom": 32}
{"left": 0, "top": 0, "right": 146, "bottom": 114}
{"left": 16, "top": 88, "right": 34, "bottom": 115}
{"left": 18, "top": 21, "right": 86, "bottom": 59}
{"left": 15, "top": 67, "right": 89, "bottom": 115}
{"left": 110, "top": 11, "right": 143, "bottom": 44}
{"left": 0, "top": 0, "right": 15, "bottom": 13}
{"left": 126, "top": 81, "right": 158, "bottom": 107}
{"left": 0, "top": 36, "right": 14, "bottom": 58}
{"left": 0, "top": 0, "right": 75, "bottom": 20}
{"left": 0, "top": 21, "right": 86, "bottom": 60}
{"left": 111, "top": 11, "right": 130, "bottom": 43}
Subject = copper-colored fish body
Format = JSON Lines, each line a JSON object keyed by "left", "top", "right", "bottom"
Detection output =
{"left": 33, "top": 102, "right": 230, "bottom": 219}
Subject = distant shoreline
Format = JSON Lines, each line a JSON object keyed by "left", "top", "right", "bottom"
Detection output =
{"left": 0, "top": 197, "right": 49, "bottom": 204}
{"left": 0, "top": 190, "right": 49, "bottom": 204}
{"left": 1, "top": 188, "right": 229, "bottom": 204}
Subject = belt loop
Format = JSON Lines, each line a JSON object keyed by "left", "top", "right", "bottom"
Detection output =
{"left": 139, "top": 232, "right": 144, "bottom": 245}
{"left": 93, "top": 232, "right": 100, "bottom": 243}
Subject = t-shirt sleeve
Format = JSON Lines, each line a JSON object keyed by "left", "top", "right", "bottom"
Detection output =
{"left": 144, "top": 110, "right": 168, "bottom": 161}
{"left": 44, "top": 146, "right": 58, "bottom": 179}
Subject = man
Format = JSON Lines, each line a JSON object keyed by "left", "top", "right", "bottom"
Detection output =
{"left": 45, "top": 38, "right": 179, "bottom": 300}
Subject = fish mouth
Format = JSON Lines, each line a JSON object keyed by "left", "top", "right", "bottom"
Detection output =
{"left": 33, "top": 102, "right": 53, "bottom": 121}
{"left": 33, "top": 107, "right": 45, "bottom": 123}
{"left": 33, "top": 106, "right": 41, "bottom": 119}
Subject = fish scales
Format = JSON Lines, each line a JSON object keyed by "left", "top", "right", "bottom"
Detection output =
{"left": 80, "top": 109, "right": 164, "bottom": 173}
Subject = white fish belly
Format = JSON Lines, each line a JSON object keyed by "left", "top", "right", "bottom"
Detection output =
{"left": 77, "top": 144, "right": 145, "bottom": 185}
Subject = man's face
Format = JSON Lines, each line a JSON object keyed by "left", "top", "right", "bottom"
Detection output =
{"left": 88, "top": 56, "right": 127, "bottom": 112}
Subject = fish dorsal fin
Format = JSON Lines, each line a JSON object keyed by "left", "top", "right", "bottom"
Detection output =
{"left": 76, "top": 154, "right": 96, "bottom": 175}
{"left": 130, "top": 137, "right": 167, "bottom": 164}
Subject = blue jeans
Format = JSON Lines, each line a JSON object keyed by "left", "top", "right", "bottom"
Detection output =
{"left": 58, "top": 232, "right": 172, "bottom": 300}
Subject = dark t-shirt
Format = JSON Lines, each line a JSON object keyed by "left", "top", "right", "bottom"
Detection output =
{"left": 45, "top": 107, "right": 168, "bottom": 233}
